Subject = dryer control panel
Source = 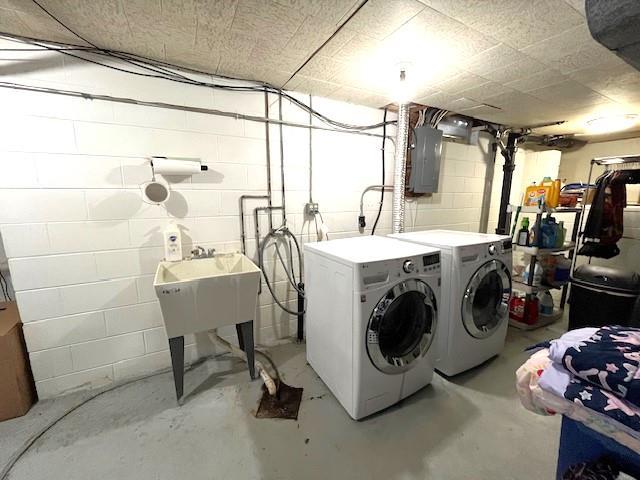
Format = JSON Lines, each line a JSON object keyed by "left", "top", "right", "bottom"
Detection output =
{"left": 358, "top": 253, "right": 441, "bottom": 291}
{"left": 459, "top": 240, "right": 511, "bottom": 263}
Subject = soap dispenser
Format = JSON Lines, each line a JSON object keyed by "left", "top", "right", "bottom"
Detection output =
{"left": 164, "top": 222, "right": 183, "bottom": 262}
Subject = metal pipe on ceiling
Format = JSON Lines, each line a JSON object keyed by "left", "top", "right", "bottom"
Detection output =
{"left": 0, "top": 81, "right": 390, "bottom": 140}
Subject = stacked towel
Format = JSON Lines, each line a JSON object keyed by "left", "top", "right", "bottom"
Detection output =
{"left": 539, "top": 326, "right": 640, "bottom": 433}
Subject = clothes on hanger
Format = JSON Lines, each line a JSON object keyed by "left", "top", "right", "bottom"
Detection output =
{"left": 579, "top": 169, "right": 640, "bottom": 259}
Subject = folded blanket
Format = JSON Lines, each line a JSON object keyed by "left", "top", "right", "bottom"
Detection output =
{"left": 539, "top": 361, "right": 640, "bottom": 433}
{"left": 562, "top": 326, "right": 640, "bottom": 405}
{"left": 548, "top": 327, "right": 598, "bottom": 364}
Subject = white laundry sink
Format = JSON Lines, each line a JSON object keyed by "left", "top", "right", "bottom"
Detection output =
{"left": 154, "top": 253, "right": 261, "bottom": 338}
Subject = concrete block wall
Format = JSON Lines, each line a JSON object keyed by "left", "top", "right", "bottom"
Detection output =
{"left": 0, "top": 39, "right": 494, "bottom": 398}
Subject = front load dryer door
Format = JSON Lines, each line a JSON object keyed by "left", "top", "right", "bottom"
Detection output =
{"left": 461, "top": 260, "right": 511, "bottom": 339}
{"left": 366, "top": 279, "right": 437, "bottom": 374}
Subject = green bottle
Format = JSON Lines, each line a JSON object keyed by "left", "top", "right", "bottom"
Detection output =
{"left": 517, "top": 217, "right": 530, "bottom": 246}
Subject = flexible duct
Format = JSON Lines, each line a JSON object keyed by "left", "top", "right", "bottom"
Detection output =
{"left": 392, "top": 103, "right": 410, "bottom": 234}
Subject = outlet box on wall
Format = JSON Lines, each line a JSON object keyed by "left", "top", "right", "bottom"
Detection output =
{"left": 305, "top": 202, "right": 319, "bottom": 216}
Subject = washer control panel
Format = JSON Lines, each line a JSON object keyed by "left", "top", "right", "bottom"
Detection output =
{"left": 359, "top": 253, "right": 441, "bottom": 290}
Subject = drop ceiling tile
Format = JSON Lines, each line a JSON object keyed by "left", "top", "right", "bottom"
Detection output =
{"left": 0, "top": 1, "right": 42, "bottom": 14}
{"left": 273, "top": 0, "right": 359, "bottom": 25}
{"left": 9, "top": 7, "right": 89, "bottom": 46}
{"left": 482, "top": 90, "right": 549, "bottom": 113}
{"left": 317, "top": 26, "right": 358, "bottom": 56}
{"left": 260, "top": 68, "right": 293, "bottom": 87}
{"left": 231, "top": 0, "right": 306, "bottom": 41}
{"left": 458, "top": 104, "right": 507, "bottom": 123}
{"left": 347, "top": 0, "right": 425, "bottom": 40}
{"left": 528, "top": 80, "right": 610, "bottom": 109}
{"left": 296, "top": 55, "right": 347, "bottom": 82}
{"left": 191, "top": 1, "right": 239, "bottom": 44}
{"left": 563, "top": 0, "right": 586, "bottom": 16}
{"left": 425, "top": 0, "right": 582, "bottom": 48}
{"left": 215, "top": 30, "right": 258, "bottom": 65}
{"left": 569, "top": 63, "right": 640, "bottom": 102}
{"left": 461, "top": 43, "right": 524, "bottom": 76}
{"left": 434, "top": 72, "right": 490, "bottom": 96}
{"left": 280, "top": 15, "right": 337, "bottom": 59}
{"left": 286, "top": 75, "right": 341, "bottom": 96}
{"left": 487, "top": 0, "right": 584, "bottom": 49}
{"left": 331, "top": 85, "right": 380, "bottom": 105}
{"left": 441, "top": 97, "right": 481, "bottom": 112}
{"left": 457, "top": 82, "right": 514, "bottom": 103}
{"left": 415, "top": 90, "right": 456, "bottom": 109}
{"left": 522, "top": 23, "right": 625, "bottom": 74}
{"left": 482, "top": 57, "right": 547, "bottom": 84}
{"left": 504, "top": 69, "right": 568, "bottom": 93}
{"left": 381, "top": 4, "right": 472, "bottom": 64}
{"left": 0, "top": 7, "right": 38, "bottom": 39}
{"left": 331, "top": 33, "right": 380, "bottom": 63}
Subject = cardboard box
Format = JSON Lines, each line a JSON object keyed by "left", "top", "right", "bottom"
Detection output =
{"left": 0, "top": 302, "right": 36, "bottom": 422}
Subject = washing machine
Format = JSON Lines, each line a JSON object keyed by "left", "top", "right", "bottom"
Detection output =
{"left": 304, "top": 236, "right": 441, "bottom": 420}
{"left": 390, "top": 230, "right": 512, "bottom": 376}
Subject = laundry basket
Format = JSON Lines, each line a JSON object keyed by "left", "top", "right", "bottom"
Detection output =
{"left": 569, "top": 265, "right": 640, "bottom": 330}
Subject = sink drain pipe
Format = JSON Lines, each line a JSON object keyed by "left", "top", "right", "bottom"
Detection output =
{"left": 207, "top": 331, "right": 279, "bottom": 396}
{"left": 392, "top": 102, "right": 410, "bottom": 234}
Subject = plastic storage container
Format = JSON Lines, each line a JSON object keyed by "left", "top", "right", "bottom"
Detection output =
{"left": 569, "top": 265, "right": 640, "bottom": 330}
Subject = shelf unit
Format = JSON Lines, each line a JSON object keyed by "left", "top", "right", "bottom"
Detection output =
{"left": 510, "top": 205, "right": 582, "bottom": 330}
{"left": 512, "top": 279, "right": 570, "bottom": 295}
{"left": 512, "top": 241, "right": 575, "bottom": 256}
{"left": 509, "top": 309, "right": 563, "bottom": 330}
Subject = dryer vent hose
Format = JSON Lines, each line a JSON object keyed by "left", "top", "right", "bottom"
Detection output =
{"left": 392, "top": 103, "right": 410, "bottom": 234}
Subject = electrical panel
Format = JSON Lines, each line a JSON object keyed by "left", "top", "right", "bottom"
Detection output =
{"left": 409, "top": 125, "right": 442, "bottom": 194}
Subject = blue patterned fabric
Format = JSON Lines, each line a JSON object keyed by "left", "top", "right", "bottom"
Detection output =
{"left": 562, "top": 326, "right": 640, "bottom": 406}
{"left": 564, "top": 378, "right": 640, "bottom": 432}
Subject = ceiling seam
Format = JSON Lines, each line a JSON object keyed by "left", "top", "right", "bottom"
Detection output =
{"left": 281, "top": 0, "right": 370, "bottom": 89}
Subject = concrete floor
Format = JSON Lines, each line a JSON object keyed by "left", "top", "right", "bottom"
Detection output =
{"left": 0, "top": 322, "right": 567, "bottom": 480}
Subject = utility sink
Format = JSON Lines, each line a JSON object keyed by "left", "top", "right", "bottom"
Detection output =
{"left": 154, "top": 253, "right": 261, "bottom": 339}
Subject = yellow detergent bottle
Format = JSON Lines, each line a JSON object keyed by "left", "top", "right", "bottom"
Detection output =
{"left": 524, "top": 182, "right": 547, "bottom": 207}
{"left": 541, "top": 176, "right": 557, "bottom": 208}
{"left": 552, "top": 178, "right": 561, "bottom": 207}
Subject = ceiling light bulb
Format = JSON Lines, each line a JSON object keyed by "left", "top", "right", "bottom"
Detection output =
{"left": 392, "top": 64, "right": 412, "bottom": 104}
{"left": 585, "top": 114, "right": 639, "bottom": 134}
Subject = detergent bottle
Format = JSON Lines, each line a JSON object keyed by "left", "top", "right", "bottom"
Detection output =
{"left": 524, "top": 182, "right": 545, "bottom": 207}
{"left": 541, "top": 177, "right": 557, "bottom": 208}
{"left": 552, "top": 179, "right": 562, "bottom": 207}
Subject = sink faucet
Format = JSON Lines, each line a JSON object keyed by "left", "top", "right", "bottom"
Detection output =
{"left": 190, "top": 246, "right": 216, "bottom": 259}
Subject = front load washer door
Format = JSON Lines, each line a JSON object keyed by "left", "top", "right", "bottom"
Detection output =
{"left": 366, "top": 279, "right": 437, "bottom": 374}
{"left": 461, "top": 260, "right": 511, "bottom": 339}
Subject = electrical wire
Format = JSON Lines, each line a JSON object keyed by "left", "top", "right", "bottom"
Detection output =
{"left": 31, "top": 0, "right": 96, "bottom": 47}
{"left": 0, "top": 33, "right": 395, "bottom": 133}
{"left": 371, "top": 108, "right": 388, "bottom": 235}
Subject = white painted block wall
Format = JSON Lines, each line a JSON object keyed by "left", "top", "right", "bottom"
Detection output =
{"left": 0, "top": 40, "right": 495, "bottom": 398}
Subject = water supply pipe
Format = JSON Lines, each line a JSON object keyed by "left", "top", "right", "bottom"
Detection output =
{"left": 392, "top": 103, "right": 410, "bottom": 234}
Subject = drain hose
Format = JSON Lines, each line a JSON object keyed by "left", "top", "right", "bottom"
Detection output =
{"left": 207, "top": 331, "right": 279, "bottom": 396}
